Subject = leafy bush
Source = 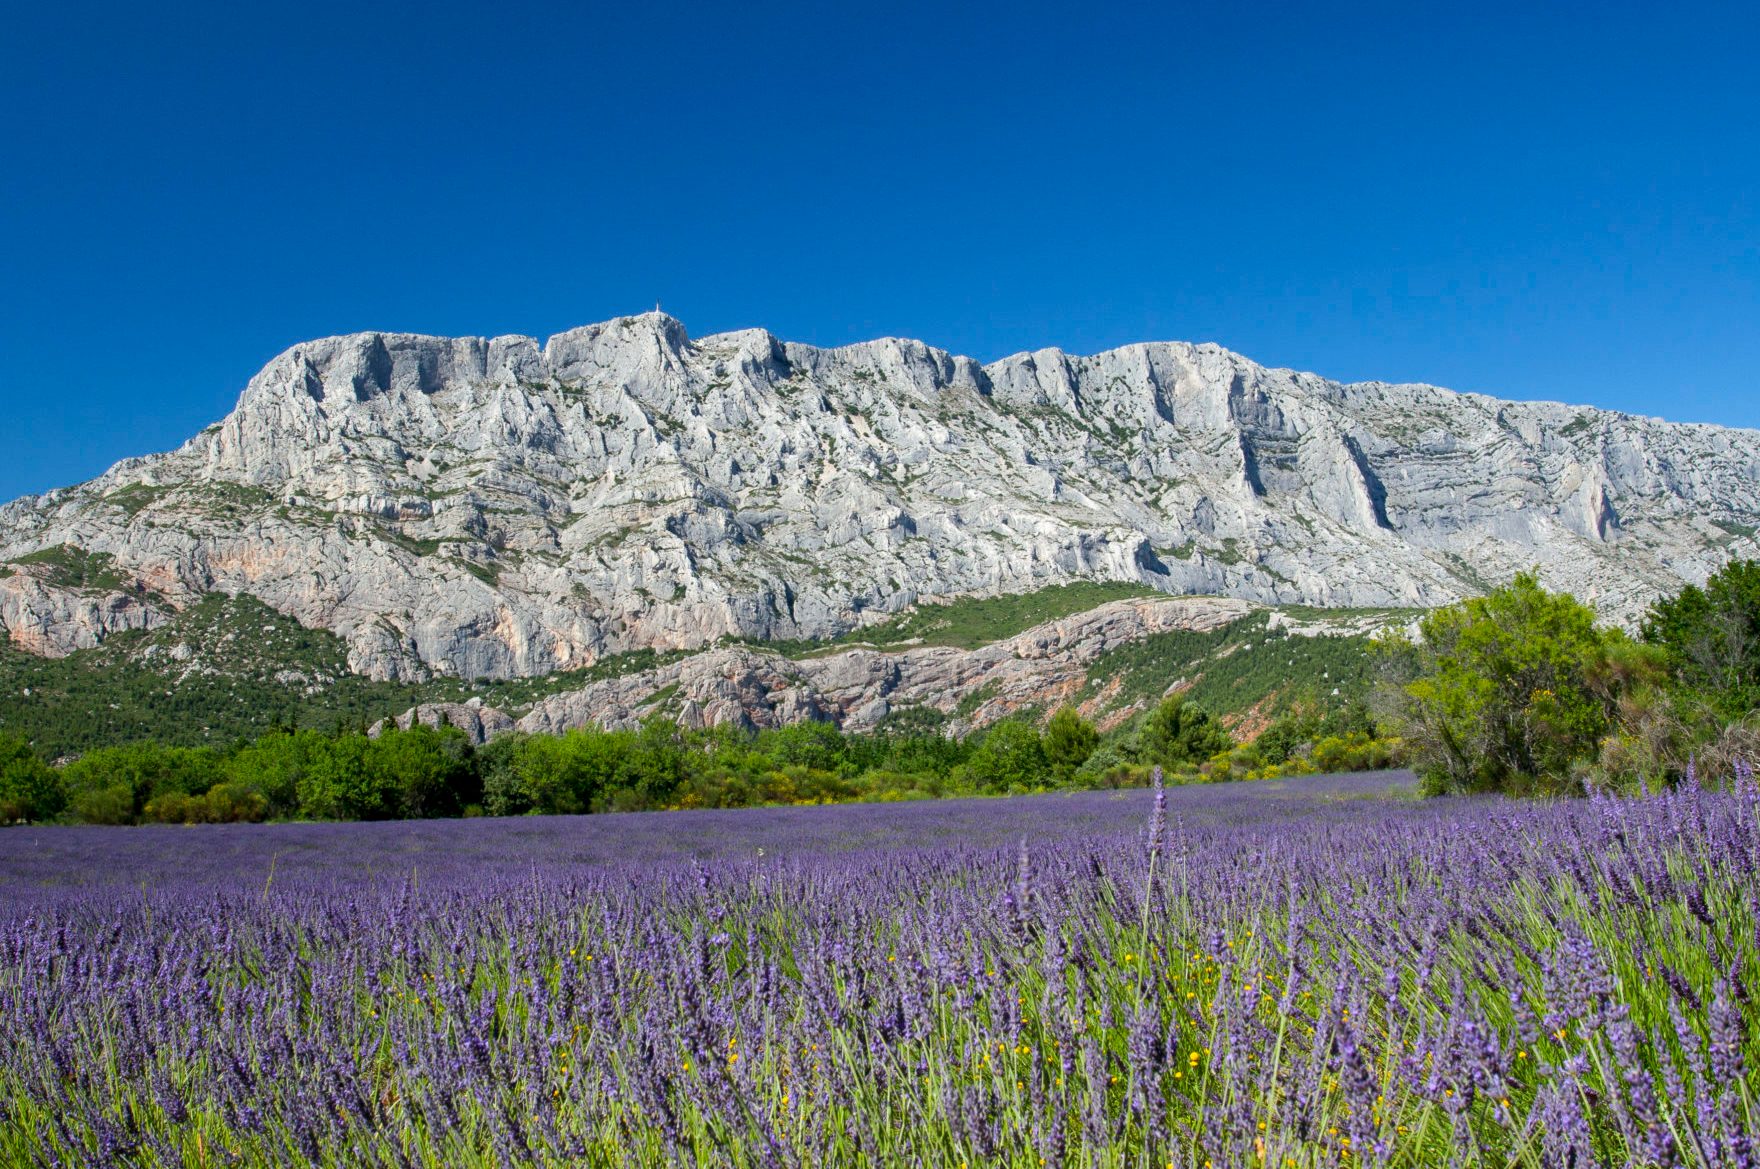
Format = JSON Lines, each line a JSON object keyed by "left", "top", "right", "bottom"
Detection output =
{"left": 224, "top": 729, "right": 332, "bottom": 817}
{"left": 296, "top": 735, "right": 384, "bottom": 820}
{"left": 761, "top": 721, "right": 852, "bottom": 774}
{"left": 515, "top": 727, "right": 635, "bottom": 815}
{"left": 369, "top": 725, "right": 475, "bottom": 818}
{"left": 70, "top": 784, "right": 135, "bottom": 826}
{"left": 287, "top": 727, "right": 476, "bottom": 820}
{"left": 1387, "top": 572, "right": 1662, "bottom": 795}
{"left": 60, "top": 742, "right": 225, "bottom": 824}
{"left": 0, "top": 734, "right": 64, "bottom": 823}
{"left": 961, "top": 720, "right": 1051, "bottom": 792}
{"left": 1042, "top": 706, "right": 1098, "bottom": 780}
{"left": 1138, "top": 697, "right": 1233, "bottom": 770}
{"left": 143, "top": 784, "right": 270, "bottom": 824}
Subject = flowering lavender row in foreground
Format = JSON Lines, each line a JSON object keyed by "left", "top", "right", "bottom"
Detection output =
{"left": 1, "top": 769, "right": 1757, "bottom": 1167}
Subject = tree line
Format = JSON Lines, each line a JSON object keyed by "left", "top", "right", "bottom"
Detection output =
{"left": 6, "top": 557, "right": 1748, "bottom": 824}
{"left": 0, "top": 690, "right": 1322, "bottom": 826}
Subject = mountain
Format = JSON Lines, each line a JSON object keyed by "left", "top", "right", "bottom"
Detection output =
{"left": 0, "top": 584, "right": 1387, "bottom": 755}
{"left": 2, "top": 312, "right": 1757, "bottom": 685}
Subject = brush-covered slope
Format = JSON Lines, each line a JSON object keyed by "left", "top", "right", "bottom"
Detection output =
{"left": 0, "top": 586, "right": 1390, "bottom": 756}
{"left": 2, "top": 312, "right": 1756, "bottom": 681}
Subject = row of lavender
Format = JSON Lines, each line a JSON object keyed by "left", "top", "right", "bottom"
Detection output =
{"left": 1, "top": 770, "right": 1756, "bottom": 1166}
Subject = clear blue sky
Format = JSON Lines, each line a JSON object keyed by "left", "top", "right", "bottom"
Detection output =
{"left": 2, "top": 0, "right": 1756, "bottom": 500}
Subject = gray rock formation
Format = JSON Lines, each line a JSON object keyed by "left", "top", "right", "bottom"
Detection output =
{"left": 370, "top": 699, "right": 517, "bottom": 742}
{"left": 510, "top": 594, "right": 1258, "bottom": 741}
{"left": 3, "top": 312, "right": 1756, "bottom": 680}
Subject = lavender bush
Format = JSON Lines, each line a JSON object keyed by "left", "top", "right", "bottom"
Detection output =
{"left": 1, "top": 768, "right": 1756, "bottom": 1166}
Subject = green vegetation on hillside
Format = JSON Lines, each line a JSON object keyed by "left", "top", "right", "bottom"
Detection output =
{"left": 5, "top": 557, "right": 1753, "bottom": 826}
{"left": 760, "top": 581, "right": 1162, "bottom": 656}
{"left": 1083, "top": 610, "right": 1380, "bottom": 718}
{"left": 0, "top": 580, "right": 1415, "bottom": 827}
{"left": 0, "top": 680, "right": 1403, "bottom": 827}
{"left": 0, "top": 595, "right": 693, "bottom": 757}
{"left": 7, "top": 545, "right": 136, "bottom": 593}
{"left": 0, "top": 583, "right": 1399, "bottom": 770}
{"left": 0, "top": 595, "right": 407, "bottom": 754}
{"left": 845, "top": 580, "right": 1161, "bottom": 649}
{"left": 0, "top": 582, "right": 1184, "bottom": 757}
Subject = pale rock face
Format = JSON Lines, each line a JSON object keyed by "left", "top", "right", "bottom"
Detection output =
{"left": 513, "top": 595, "right": 1259, "bottom": 741}
{"left": 370, "top": 701, "right": 517, "bottom": 743}
{"left": 2, "top": 312, "right": 1756, "bottom": 679}
{"left": 0, "top": 573, "right": 162, "bottom": 655}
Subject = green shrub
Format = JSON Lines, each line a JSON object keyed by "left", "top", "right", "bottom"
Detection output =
{"left": 477, "top": 733, "right": 531, "bottom": 817}
{"left": 1642, "top": 557, "right": 1760, "bottom": 720}
{"left": 0, "top": 735, "right": 65, "bottom": 822}
{"left": 1388, "top": 572, "right": 1660, "bottom": 795}
{"left": 762, "top": 721, "right": 851, "bottom": 774}
{"left": 200, "top": 782, "right": 270, "bottom": 823}
{"left": 60, "top": 742, "right": 224, "bottom": 824}
{"left": 224, "top": 729, "right": 330, "bottom": 817}
{"left": 72, "top": 784, "right": 135, "bottom": 825}
{"left": 1138, "top": 697, "right": 1233, "bottom": 770}
{"left": 296, "top": 735, "right": 386, "bottom": 820}
{"left": 508, "top": 728, "right": 633, "bottom": 815}
{"left": 369, "top": 725, "right": 474, "bottom": 818}
{"left": 1043, "top": 707, "right": 1099, "bottom": 780}
{"left": 962, "top": 720, "right": 1050, "bottom": 792}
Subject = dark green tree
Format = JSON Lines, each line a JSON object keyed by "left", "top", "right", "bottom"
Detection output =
{"left": 616, "top": 719, "right": 687, "bottom": 810}
{"left": 476, "top": 732, "right": 531, "bottom": 816}
{"left": 1043, "top": 706, "right": 1099, "bottom": 780}
{"left": 297, "top": 735, "right": 389, "bottom": 819}
{"left": 1137, "top": 697, "right": 1232, "bottom": 770}
{"left": 0, "top": 734, "right": 65, "bottom": 823}
{"left": 517, "top": 727, "right": 635, "bottom": 815}
{"left": 1391, "top": 572, "right": 1652, "bottom": 794}
{"left": 368, "top": 725, "right": 474, "bottom": 818}
{"left": 963, "top": 720, "right": 1050, "bottom": 792}
{"left": 225, "top": 729, "right": 328, "bottom": 816}
{"left": 763, "top": 721, "right": 850, "bottom": 774}
{"left": 60, "top": 742, "right": 223, "bottom": 824}
{"left": 1642, "top": 557, "right": 1760, "bottom": 719}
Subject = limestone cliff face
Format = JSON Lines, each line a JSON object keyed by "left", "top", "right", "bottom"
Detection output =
{"left": 2, "top": 313, "right": 1756, "bottom": 679}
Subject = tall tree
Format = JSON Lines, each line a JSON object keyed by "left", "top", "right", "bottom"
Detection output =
{"left": 1043, "top": 706, "right": 1099, "bottom": 780}
{"left": 1137, "top": 698, "right": 1232, "bottom": 770}
{"left": 1642, "top": 557, "right": 1760, "bottom": 720}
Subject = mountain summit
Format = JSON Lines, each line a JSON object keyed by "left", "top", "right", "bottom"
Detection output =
{"left": 2, "top": 312, "right": 1756, "bottom": 680}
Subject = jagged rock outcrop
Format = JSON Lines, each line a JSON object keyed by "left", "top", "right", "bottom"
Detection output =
{"left": 0, "top": 572, "right": 162, "bottom": 655}
{"left": 2, "top": 312, "right": 1756, "bottom": 679}
{"left": 370, "top": 699, "right": 517, "bottom": 742}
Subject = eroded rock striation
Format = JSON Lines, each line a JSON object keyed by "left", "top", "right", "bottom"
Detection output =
{"left": 506, "top": 594, "right": 1257, "bottom": 741}
{"left": 3, "top": 312, "right": 1756, "bottom": 680}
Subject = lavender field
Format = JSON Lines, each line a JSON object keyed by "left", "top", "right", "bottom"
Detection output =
{"left": 2, "top": 769, "right": 1757, "bottom": 1167}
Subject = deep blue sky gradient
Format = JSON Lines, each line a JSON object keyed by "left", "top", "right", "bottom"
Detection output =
{"left": 2, "top": 0, "right": 1756, "bottom": 500}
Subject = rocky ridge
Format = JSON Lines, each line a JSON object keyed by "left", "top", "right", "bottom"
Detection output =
{"left": 376, "top": 594, "right": 1275, "bottom": 743}
{"left": 2, "top": 312, "right": 1757, "bottom": 682}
